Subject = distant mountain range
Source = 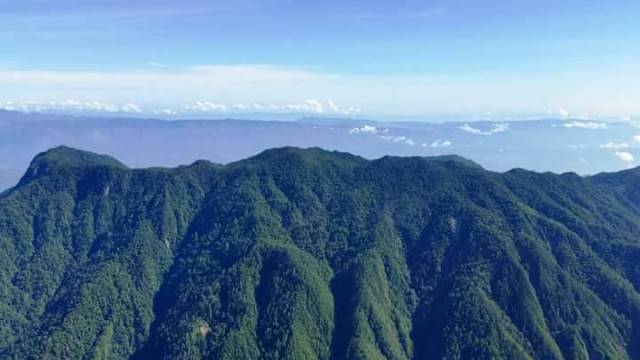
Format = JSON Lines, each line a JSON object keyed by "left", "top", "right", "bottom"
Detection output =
{"left": 1, "top": 110, "right": 638, "bottom": 191}
{"left": 1, "top": 146, "right": 639, "bottom": 359}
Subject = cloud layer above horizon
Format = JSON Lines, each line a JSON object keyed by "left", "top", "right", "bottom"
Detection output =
{"left": 1, "top": 1, "right": 640, "bottom": 118}
{"left": 0, "top": 64, "right": 638, "bottom": 119}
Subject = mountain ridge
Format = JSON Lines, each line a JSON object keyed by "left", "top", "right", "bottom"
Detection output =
{"left": 1, "top": 146, "right": 640, "bottom": 359}
{"left": 2, "top": 111, "right": 638, "bottom": 192}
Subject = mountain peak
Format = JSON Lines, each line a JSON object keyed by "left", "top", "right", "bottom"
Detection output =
{"left": 248, "top": 146, "right": 366, "bottom": 167}
{"left": 18, "top": 146, "right": 126, "bottom": 186}
{"left": 424, "top": 154, "right": 484, "bottom": 169}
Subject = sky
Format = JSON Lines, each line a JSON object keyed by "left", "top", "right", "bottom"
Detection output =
{"left": 1, "top": 0, "right": 639, "bottom": 119}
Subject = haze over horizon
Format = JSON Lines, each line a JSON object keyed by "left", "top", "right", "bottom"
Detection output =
{"left": 1, "top": 0, "right": 639, "bottom": 119}
{"left": 2, "top": 110, "right": 640, "bottom": 192}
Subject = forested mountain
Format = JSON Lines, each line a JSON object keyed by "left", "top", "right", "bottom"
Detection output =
{"left": 1, "top": 146, "right": 640, "bottom": 359}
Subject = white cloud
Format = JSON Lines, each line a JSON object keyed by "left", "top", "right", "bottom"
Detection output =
{"left": 380, "top": 135, "right": 416, "bottom": 146}
{"left": 562, "top": 121, "right": 607, "bottom": 130}
{"left": 0, "top": 99, "right": 144, "bottom": 113}
{"left": 303, "top": 99, "right": 324, "bottom": 113}
{"left": 0, "top": 98, "right": 361, "bottom": 116}
{"left": 186, "top": 101, "right": 228, "bottom": 112}
{"left": 633, "top": 135, "right": 640, "bottom": 143}
{"left": 614, "top": 151, "right": 634, "bottom": 163}
{"left": 546, "top": 108, "right": 571, "bottom": 118}
{"left": 155, "top": 108, "right": 177, "bottom": 116}
{"left": 252, "top": 100, "right": 359, "bottom": 114}
{"left": 2, "top": 64, "right": 640, "bottom": 117}
{"left": 459, "top": 124, "right": 487, "bottom": 135}
{"left": 599, "top": 142, "right": 630, "bottom": 149}
{"left": 492, "top": 123, "right": 509, "bottom": 133}
{"left": 430, "top": 140, "right": 452, "bottom": 148}
{"left": 121, "top": 103, "right": 142, "bottom": 113}
{"left": 458, "top": 123, "right": 509, "bottom": 135}
{"left": 558, "top": 108, "right": 570, "bottom": 118}
{"left": 0, "top": 66, "right": 359, "bottom": 115}
{"left": 349, "top": 125, "right": 382, "bottom": 134}
{"left": 327, "top": 99, "right": 339, "bottom": 112}
{"left": 272, "top": 99, "right": 360, "bottom": 114}
{"left": 0, "top": 63, "right": 640, "bottom": 117}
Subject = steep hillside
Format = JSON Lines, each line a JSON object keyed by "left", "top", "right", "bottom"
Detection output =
{"left": 1, "top": 146, "right": 639, "bottom": 359}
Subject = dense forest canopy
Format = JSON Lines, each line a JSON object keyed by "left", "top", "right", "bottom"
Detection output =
{"left": 1, "top": 146, "right": 640, "bottom": 359}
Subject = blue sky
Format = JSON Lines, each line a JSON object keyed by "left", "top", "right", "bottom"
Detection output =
{"left": 1, "top": 0, "right": 639, "bottom": 119}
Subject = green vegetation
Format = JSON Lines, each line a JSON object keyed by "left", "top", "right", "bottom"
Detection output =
{"left": 1, "top": 146, "right": 640, "bottom": 359}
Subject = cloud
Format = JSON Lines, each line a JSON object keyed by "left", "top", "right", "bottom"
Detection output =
{"left": 614, "top": 151, "right": 634, "bottom": 163}
{"left": 349, "top": 125, "right": 384, "bottom": 134}
{"left": 458, "top": 124, "right": 486, "bottom": 135}
{"left": 303, "top": 99, "right": 324, "bottom": 113}
{"left": 599, "top": 142, "right": 630, "bottom": 149}
{"left": 380, "top": 135, "right": 416, "bottom": 146}
{"left": 327, "top": 100, "right": 339, "bottom": 112}
{"left": 0, "top": 65, "right": 358, "bottom": 114}
{"left": 492, "top": 123, "right": 509, "bottom": 133}
{"left": 429, "top": 140, "right": 452, "bottom": 148}
{"left": 545, "top": 108, "right": 571, "bottom": 118}
{"left": 562, "top": 121, "right": 607, "bottom": 130}
{"left": 155, "top": 108, "right": 177, "bottom": 116}
{"left": 2, "top": 64, "right": 640, "bottom": 117}
{"left": 0, "top": 98, "right": 360, "bottom": 116}
{"left": 181, "top": 99, "right": 360, "bottom": 115}
{"left": 0, "top": 99, "right": 143, "bottom": 113}
{"left": 186, "top": 101, "right": 228, "bottom": 112}
{"left": 121, "top": 103, "right": 142, "bottom": 113}
{"left": 558, "top": 108, "right": 570, "bottom": 118}
{"left": 458, "top": 123, "right": 509, "bottom": 135}
{"left": 634, "top": 135, "right": 640, "bottom": 143}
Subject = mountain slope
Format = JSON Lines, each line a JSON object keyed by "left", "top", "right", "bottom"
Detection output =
{"left": 1, "top": 146, "right": 639, "bottom": 359}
